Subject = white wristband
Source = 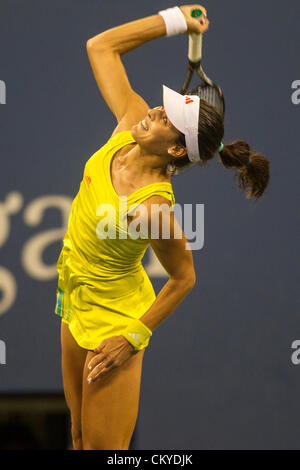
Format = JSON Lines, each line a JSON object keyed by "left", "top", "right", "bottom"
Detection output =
{"left": 122, "top": 318, "right": 153, "bottom": 351}
{"left": 158, "top": 6, "right": 188, "bottom": 37}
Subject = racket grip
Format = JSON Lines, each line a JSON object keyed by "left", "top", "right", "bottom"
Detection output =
{"left": 188, "top": 32, "right": 202, "bottom": 63}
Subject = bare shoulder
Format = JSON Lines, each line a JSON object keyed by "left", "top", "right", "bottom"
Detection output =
{"left": 128, "top": 195, "right": 178, "bottom": 240}
{"left": 127, "top": 195, "right": 172, "bottom": 222}
{"left": 142, "top": 194, "right": 173, "bottom": 212}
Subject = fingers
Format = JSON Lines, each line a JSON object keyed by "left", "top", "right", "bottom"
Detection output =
{"left": 94, "top": 340, "right": 106, "bottom": 354}
{"left": 87, "top": 354, "right": 116, "bottom": 383}
{"left": 198, "top": 17, "right": 209, "bottom": 33}
{"left": 88, "top": 363, "right": 112, "bottom": 384}
{"left": 189, "top": 19, "right": 209, "bottom": 35}
{"left": 86, "top": 336, "right": 134, "bottom": 383}
{"left": 195, "top": 7, "right": 209, "bottom": 32}
{"left": 87, "top": 352, "right": 106, "bottom": 371}
{"left": 187, "top": 4, "right": 208, "bottom": 18}
{"left": 180, "top": 5, "right": 210, "bottom": 35}
{"left": 200, "top": 6, "right": 207, "bottom": 18}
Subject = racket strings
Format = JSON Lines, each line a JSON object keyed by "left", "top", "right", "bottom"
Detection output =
{"left": 189, "top": 84, "right": 225, "bottom": 117}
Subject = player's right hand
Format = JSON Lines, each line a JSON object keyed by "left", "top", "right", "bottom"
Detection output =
{"left": 179, "top": 4, "right": 210, "bottom": 34}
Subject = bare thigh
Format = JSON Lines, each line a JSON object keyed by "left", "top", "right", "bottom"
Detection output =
{"left": 61, "top": 322, "right": 88, "bottom": 447}
{"left": 81, "top": 347, "right": 145, "bottom": 450}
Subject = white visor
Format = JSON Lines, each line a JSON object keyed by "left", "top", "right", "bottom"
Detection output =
{"left": 162, "top": 84, "right": 201, "bottom": 163}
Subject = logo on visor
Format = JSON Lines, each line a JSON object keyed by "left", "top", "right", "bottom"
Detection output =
{"left": 185, "top": 97, "right": 194, "bottom": 104}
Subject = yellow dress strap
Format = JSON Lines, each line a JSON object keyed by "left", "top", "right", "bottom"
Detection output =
{"left": 127, "top": 183, "right": 176, "bottom": 219}
{"left": 134, "top": 183, "right": 175, "bottom": 205}
{"left": 107, "top": 130, "right": 136, "bottom": 150}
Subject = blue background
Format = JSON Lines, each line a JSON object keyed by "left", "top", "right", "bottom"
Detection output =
{"left": 0, "top": 0, "right": 299, "bottom": 449}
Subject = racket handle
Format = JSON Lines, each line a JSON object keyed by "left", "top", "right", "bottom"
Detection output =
{"left": 188, "top": 33, "right": 203, "bottom": 63}
{"left": 188, "top": 9, "right": 203, "bottom": 64}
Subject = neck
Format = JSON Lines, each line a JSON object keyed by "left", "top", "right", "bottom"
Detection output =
{"left": 120, "top": 144, "right": 172, "bottom": 182}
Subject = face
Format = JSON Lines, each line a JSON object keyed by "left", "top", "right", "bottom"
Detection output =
{"left": 131, "top": 106, "right": 186, "bottom": 158}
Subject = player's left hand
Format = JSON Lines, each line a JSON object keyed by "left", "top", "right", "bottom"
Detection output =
{"left": 87, "top": 335, "right": 137, "bottom": 383}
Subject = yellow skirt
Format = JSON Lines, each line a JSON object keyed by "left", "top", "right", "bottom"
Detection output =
{"left": 54, "top": 268, "right": 157, "bottom": 351}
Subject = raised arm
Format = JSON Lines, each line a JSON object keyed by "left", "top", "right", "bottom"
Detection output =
{"left": 86, "top": 15, "right": 166, "bottom": 132}
{"left": 85, "top": 5, "right": 209, "bottom": 134}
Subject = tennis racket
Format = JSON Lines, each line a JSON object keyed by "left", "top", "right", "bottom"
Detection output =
{"left": 179, "top": 9, "right": 225, "bottom": 118}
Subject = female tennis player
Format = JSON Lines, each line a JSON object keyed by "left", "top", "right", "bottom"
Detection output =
{"left": 54, "top": 4, "right": 270, "bottom": 450}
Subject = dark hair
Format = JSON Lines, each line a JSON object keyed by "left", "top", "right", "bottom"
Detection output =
{"left": 170, "top": 100, "right": 270, "bottom": 200}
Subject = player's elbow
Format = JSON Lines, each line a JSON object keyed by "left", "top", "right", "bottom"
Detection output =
{"left": 186, "top": 270, "right": 196, "bottom": 290}
{"left": 173, "top": 270, "right": 196, "bottom": 292}
{"left": 86, "top": 34, "right": 107, "bottom": 53}
{"left": 86, "top": 37, "right": 96, "bottom": 51}
{"left": 86, "top": 30, "right": 116, "bottom": 54}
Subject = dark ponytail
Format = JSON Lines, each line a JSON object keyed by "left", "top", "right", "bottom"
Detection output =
{"left": 170, "top": 99, "right": 270, "bottom": 200}
{"left": 219, "top": 140, "right": 270, "bottom": 200}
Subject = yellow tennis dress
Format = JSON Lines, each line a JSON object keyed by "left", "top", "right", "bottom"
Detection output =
{"left": 54, "top": 130, "right": 175, "bottom": 350}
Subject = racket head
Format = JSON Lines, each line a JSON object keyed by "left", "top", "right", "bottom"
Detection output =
{"left": 188, "top": 83, "right": 225, "bottom": 118}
